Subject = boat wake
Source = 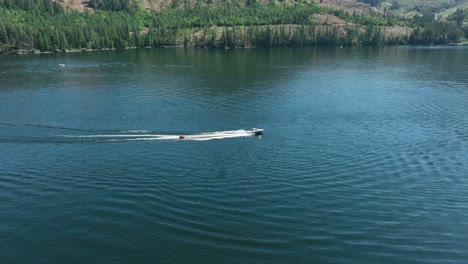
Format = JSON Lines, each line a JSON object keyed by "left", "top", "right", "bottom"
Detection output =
{"left": 60, "top": 130, "right": 258, "bottom": 142}
{"left": 0, "top": 122, "right": 262, "bottom": 143}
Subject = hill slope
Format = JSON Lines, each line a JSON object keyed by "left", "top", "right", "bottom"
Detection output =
{"left": 0, "top": 0, "right": 466, "bottom": 53}
{"left": 54, "top": 0, "right": 468, "bottom": 17}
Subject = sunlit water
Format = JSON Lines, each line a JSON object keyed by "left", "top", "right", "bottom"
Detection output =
{"left": 1, "top": 47, "right": 468, "bottom": 263}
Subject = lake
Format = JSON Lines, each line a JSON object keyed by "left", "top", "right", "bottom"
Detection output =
{"left": 1, "top": 46, "right": 467, "bottom": 263}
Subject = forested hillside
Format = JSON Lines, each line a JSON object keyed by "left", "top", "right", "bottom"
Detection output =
{"left": 0, "top": 0, "right": 467, "bottom": 53}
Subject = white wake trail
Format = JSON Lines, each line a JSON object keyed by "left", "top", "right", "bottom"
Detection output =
{"left": 60, "top": 130, "right": 258, "bottom": 142}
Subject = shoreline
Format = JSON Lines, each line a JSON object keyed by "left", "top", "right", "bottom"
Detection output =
{"left": 448, "top": 42, "right": 468, "bottom": 46}
{"left": 0, "top": 47, "right": 122, "bottom": 55}
{"left": 2, "top": 42, "right": 467, "bottom": 55}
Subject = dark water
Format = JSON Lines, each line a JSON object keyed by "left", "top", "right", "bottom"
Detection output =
{"left": 1, "top": 47, "right": 467, "bottom": 263}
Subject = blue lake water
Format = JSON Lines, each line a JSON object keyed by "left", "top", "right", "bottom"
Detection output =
{"left": 1, "top": 46, "right": 468, "bottom": 263}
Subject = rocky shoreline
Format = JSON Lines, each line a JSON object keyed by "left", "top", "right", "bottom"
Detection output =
{"left": 2, "top": 42, "right": 467, "bottom": 55}
{"left": 0, "top": 45, "right": 240, "bottom": 55}
{"left": 0, "top": 47, "right": 124, "bottom": 55}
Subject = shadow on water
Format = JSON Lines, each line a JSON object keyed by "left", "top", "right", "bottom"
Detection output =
{"left": 0, "top": 47, "right": 358, "bottom": 91}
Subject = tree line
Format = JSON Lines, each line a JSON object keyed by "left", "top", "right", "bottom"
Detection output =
{"left": 0, "top": 0, "right": 467, "bottom": 53}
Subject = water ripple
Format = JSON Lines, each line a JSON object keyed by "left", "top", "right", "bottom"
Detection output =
{"left": 2, "top": 47, "right": 468, "bottom": 264}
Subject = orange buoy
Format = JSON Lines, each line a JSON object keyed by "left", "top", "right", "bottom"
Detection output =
{"left": 179, "top": 134, "right": 185, "bottom": 139}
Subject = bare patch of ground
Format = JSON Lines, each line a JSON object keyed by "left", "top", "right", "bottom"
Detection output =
{"left": 52, "top": 0, "right": 163, "bottom": 12}
{"left": 383, "top": 26, "right": 412, "bottom": 37}
{"left": 52, "top": 0, "right": 92, "bottom": 12}
{"left": 314, "top": 14, "right": 350, "bottom": 25}
{"left": 319, "top": 0, "right": 382, "bottom": 14}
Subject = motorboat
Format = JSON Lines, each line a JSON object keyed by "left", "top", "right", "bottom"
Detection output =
{"left": 248, "top": 128, "right": 264, "bottom": 135}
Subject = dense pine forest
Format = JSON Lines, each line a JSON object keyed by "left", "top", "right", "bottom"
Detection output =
{"left": 0, "top": 0, "right": 467, "bottom": 53}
